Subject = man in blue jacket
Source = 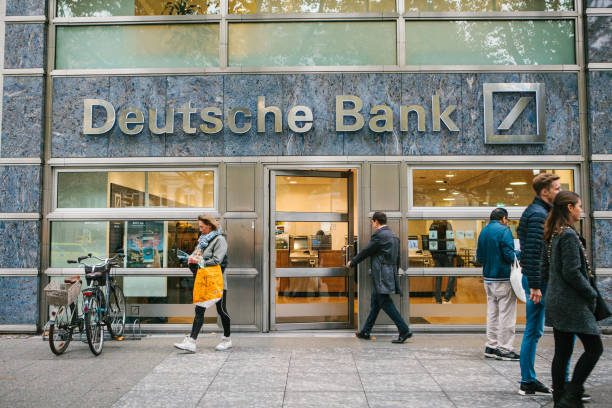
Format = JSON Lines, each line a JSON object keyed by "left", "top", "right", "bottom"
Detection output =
{"left": 477, "top": 207, "right": 520, "bottom": 361}
{"left": 517, "top": 173, "right": 561, "bottom": 396}
{"left": 348, "top": 212, "right": 412, "bottom": 344}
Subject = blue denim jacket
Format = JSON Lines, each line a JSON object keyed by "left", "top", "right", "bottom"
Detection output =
{"left": 477, "top": 220, "right": 520, "bottom": 282}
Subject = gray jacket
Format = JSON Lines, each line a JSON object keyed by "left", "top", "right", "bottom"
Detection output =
{"left": 541, "top": 227, "right": 599, "bottom": 335}
{"left": 350, "top": 226, "right": 402, "bottom": 295}
{"left": 194, "top": 233, "right": 228, "bottom": 289}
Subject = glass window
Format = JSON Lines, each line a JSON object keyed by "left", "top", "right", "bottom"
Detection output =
{"left": 275, "top": 222, "right": 350, "bottom": 268}
{"left": 50, "top": 220, "right": 200, "bottom": 268}
{"left": 408, "top": 277, "right": 526, "bottom": 325}
{"left": 57, "top": 0, "right": 220, "bottom": 17}
{"left": 55, "top": 24, "right": 219, "bottom": 69}
{"left": 276, "top": 176, "right": 347, "bottom": 213}
{"left": 275, "top": 277, "right": 349, "bottom": 323}
{"left": 405, "top": 0, "right": 573, "bottom": 12}
{"left": 57, "top": 170, "right": 214, "bottom": 209}
{"left": 229, "top": 22, "right": 396, "bottom": 67}
{"left": 412, "top": 169, "right": 574, "bottom": 207}
{"left": 407, "top": 219, "right": 518, "bottom": 268}
{"left": 229, "top": 0, "right": 395, "bottom": 13}
{"left": 405, "top": 20, "right": 575, "bottom": 65}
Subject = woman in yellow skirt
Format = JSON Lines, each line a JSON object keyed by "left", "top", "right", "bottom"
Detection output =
{"left": 174, "top": 215, "right": 231, "bottom": 352}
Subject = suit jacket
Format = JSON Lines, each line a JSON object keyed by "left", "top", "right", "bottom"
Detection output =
{"left": 351, "top": 226, "right": 402, "bottom": 295}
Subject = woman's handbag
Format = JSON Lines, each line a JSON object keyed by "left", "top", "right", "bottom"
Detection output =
{"left": 510, "top": 256, "right": 527, "bottom": 303}
{"left": 590, "top": 277, "right": 612, "bottom": 321}
{"left": 193, "top": 264, "right": 224, "bottom": 308}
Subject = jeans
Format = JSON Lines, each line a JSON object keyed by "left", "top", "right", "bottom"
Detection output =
{"left": 435, "top": 276, "right": 456, "bottom": 303}
{"left": 361, "top": 292, "right": 410, "bottom": 335}
{"left": 520, "top": 275, "right": 546, "bottom": 383}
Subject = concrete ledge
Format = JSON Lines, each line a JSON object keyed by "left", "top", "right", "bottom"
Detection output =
{"left": 0, "top": 324, "right": 37, "bottom": 333}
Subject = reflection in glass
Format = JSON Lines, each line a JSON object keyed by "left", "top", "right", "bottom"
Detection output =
{"left": 229, "top": 22, "right": 396, "bottom": 66}
{"left": 57, "top": 171, "right": 214, "bottom": 209}
{"left": 405, "top": 0, "right": 573, "bottom": 12}
{"left": 57, "top": 0, "right": 220, "bottom": 17}
{"left": 275, "top": 176, "right": 347, "bottom": 213}
{"left": 409, "top": 276, "right": 526, "bottom": 324}
{"left": 56, "top": 24, "right": 219, "bottom": 69}
{"left": 407, "top": 219, "right": 519, "bottom": 269}
{"left": 51, "top": 220, "right": 200, "bottom": 269}
{"left": 275, "top": 277, "right": 349, "bottom": 323}
{"left": 275, "top": 222, "right": 349, "bottom": 268}
{"left": 412, "top": 169, "right": 574, "bottom": 207}
{"left": 229, "top": 0, "right": 395, "bottom": 13}
{"left": 405, "top": 20, "right": 575, "bottom": 65}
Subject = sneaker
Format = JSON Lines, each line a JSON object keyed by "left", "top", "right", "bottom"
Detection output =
{"left": 484, "top": 347, "right": 498, "bottom": 359}
{"left": 174, "top": 336, "right": 196, "bottom": 353}
{"left": 582, "top": 392, "right": 591, "bottom": 402}
{"left": 496, "top": 350, "right": 520, "bottom": 361}
{"left": 391, "top": 331, "right": 413, "bottom": 344}
{"left": 215, "top": 336, "right": 232, "bottom": 351}
{"left": 355, "top": 332, "right": 371, "bottom": 340}
{"left": 519, "top": 380, "right": 552, "bottom": 395}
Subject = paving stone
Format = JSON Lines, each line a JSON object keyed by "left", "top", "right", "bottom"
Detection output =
{"left": 354, "top": 357, "right": 425, "bottom": 373}
{"left": 113, "top": 389, "right": 202, "bottom": 408}
{"left": 448, "top": 391, "right": 544, "bottom": 408}
{"left": 359, "top": 372, "right": 441, "bottom": 392}
{"left": 197, "top": 391, "right": 284, "bottom": 408}
{"left": 283, "top": 391, "right": 368, "bottom": 407}
{"left": 366, "top": 391, "right": 455, "bottom": 408}
{"left": 286, "top": 371, "right": 363, "bottom": 392}
{"left": 208, "top": 371, "right": 287, "bottom": 392}
{"left": 432, "top": 372, "right": 517, "bottom": 392}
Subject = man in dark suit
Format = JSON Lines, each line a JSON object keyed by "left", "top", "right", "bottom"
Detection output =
{"left": 347, "top": 212, "right": 412, "bottom": 344}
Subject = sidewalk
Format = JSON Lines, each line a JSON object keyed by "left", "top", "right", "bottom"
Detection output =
{"left": 1, "top": 332, "right": 611, "bottom": 408}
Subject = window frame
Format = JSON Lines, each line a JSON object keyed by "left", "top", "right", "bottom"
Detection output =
{"left": 51, "top": 167, "right": 219, "bottom": 216}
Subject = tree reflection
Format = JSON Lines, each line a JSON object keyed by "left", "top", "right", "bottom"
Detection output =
{"left": 228, "top": 0, "right": 395, "bottom": 14}
{"left": 405, "top": 0, "right": 573, "bottom": 12}
{"left": 56, "top": 0, "right": 220, "bottom": 17}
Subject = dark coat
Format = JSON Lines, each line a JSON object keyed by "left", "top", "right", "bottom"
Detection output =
{"left": 350, "top": 226, "right": 402, "bottom": 295}
{"left": 518, "top": 197, "right": 552, "bottom": 289}
{"left": 542, "top": 228, "right": 599, "bottom": 335}
{"left": 476, "top": 220, "right": 519, "bottom": 282}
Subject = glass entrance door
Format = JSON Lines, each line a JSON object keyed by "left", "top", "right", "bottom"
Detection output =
{"left": 270, "top": 170, "right": 356, "bottom": 330}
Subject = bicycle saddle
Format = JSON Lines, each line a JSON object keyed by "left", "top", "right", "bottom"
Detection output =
{"left": 64, "top": 276, "right": 82, "bottom": 284}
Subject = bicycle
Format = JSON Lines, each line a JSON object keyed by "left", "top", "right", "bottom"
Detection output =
{"left": 68, "top": 253, "right": 126, "bottom": 356}
{"left": 45, "top": 275, "right": 84, "bottom": 355}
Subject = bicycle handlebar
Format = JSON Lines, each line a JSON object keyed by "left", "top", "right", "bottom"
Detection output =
{"left": 67, "top": 252, "right": 125, "bottom": 267}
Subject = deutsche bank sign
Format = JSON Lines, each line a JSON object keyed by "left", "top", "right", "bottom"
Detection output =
{"left": 483, "top": 83, "right": 546, "bottom": 144}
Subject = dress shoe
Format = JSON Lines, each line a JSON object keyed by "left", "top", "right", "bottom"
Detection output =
{"left": 391, "top": 331, "right": 413, "bottom": 344}
{"left": 355, "top": 332, "right": 371, "bottom": 340}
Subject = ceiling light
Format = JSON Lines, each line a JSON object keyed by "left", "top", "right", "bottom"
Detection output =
{"left": 483, "top": 202, "right": 489, "bottom": 205}
{"left": 452, "top": 192, "right": 460, "bottom": 195}
{"left": 435, "top": 180, "right": 445, "bottom": 183}
{"left": 510, "top": 181, "right": 527, "bottom": 186}
{"left": 445, "top": 174, "right": 455, "bottom": 178}
{"left": 289, "top": 181, "right": 297, "bottom": 184}
{"left": 532, "top": 170, "right": 540, "bottom": 175}
{"left": 514, "top": 203, "right": 519, "bottom": 206}
{"left": 505, "top": 187, "right": 513, "bottom": 190}
{"left": 443, "top": 198, "right": 455, "bottom": 201}
{"left": 439, "top": 188, "right": 447, "bottom": 191}
{"left": 507, "top": 191, "right": 514, "bottom": 195}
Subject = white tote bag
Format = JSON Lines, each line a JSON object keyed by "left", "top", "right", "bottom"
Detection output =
{"left": 510, "top": 256, "right": 526, "bottom": 302}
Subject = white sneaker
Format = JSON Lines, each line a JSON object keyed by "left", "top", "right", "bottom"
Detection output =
{"left": 215, "top": 337, "right": 232, "bottom": 351}
{"left": 174, "top": 336, "right": 196, "bottom": 353}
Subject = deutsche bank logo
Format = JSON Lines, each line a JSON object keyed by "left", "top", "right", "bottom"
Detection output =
{"left": 483, "top": 83, "right": 546, "bottom": 144}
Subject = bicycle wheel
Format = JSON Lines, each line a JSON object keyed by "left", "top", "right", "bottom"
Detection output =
{"left": 107, "top": 285, "right": 126, "bottom": 338}
{"left": 84, "top": 294, "right": 104, "bottom": 356}
{"left": 48, "top": 305, "right": 73, "bottom": 355}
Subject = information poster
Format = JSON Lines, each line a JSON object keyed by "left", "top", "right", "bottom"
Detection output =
{"left": 456, "top": 231, "right": 465, "bottom": 239}
{"left": 127, "top": 221, "right": 164, "bottom": 268}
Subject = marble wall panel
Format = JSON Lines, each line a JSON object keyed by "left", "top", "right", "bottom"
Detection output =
{"left": 51, "top": 73, "right": 581, "bottom": 157}
{"left": 587, "top": 17, "right": 612, "bottom": 63}
{"left": 0, "top": 277, "right": 38, "bottom": 325}
{"left": 4, "top": 24, "right": 45, "bottom": 69}
{"left": 343, "top": 73, "right": 403, "bottom": 156}
{"left": 108, "top": 77, "right": 166, "bottom": 157}
{"left": 51, "top": 77, "right": 110, "bottom": 157}
{"left": 165, "top": 76, "right": 224, "bottom": 157}
{"left": 0, "top": 221, "right": 40, "bottom": 268}
{"left": 1, "top": 76, "right": 44, "bottom": 158}
{"left": 587, "top": 0, "right": 612, "bottom": 7}
{"left": 593, "top": 219, "right": 612, "bottom": 269}
{"left": 282, "top": 74, "right": 343, "bottom": 155}
{"left": 401, "top": 73, "right": 463, "bottom": 156}
{"left": 591, "top": 162, "right": 612, "bottom": 211}
{"left": 0, "top": 166, "right": 40, "bottom": 212}
{"left": 588, "top": 71, "right": 612, "bottom": 155}
{"left": 223, "top": 75, "right": 285, "bottom": 156}
{"left": 596, "top": 276, "right": 612, "bottom": 327}
{"left": 5, "top": 0, "right": 46, "bottom": 16}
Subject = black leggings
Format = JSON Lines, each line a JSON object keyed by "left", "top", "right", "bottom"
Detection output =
{"left": 552, "top": 328, "right": 603, "bottom": 393}
{"left": 190, "top": 290, "right": 230, "bottom": 339}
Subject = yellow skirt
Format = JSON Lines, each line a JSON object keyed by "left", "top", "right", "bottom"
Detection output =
{"left": 193, "top": 265, "right": 224, "bottom": 308}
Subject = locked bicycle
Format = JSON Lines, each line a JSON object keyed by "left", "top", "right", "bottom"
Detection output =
{"left": 73, "top": 253, "right": 127, "bottom": 355}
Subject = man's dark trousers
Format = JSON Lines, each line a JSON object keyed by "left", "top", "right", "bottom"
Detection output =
{"left": 362, "top": 292, "right": 410, "bottom": 335}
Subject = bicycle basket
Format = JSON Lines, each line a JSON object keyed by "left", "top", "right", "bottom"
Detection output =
{"left": 44, "top": 280, "right": 82, "bottom": 306}
{"left": 84, "top": 265, "right": 107, "bottom": 286}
